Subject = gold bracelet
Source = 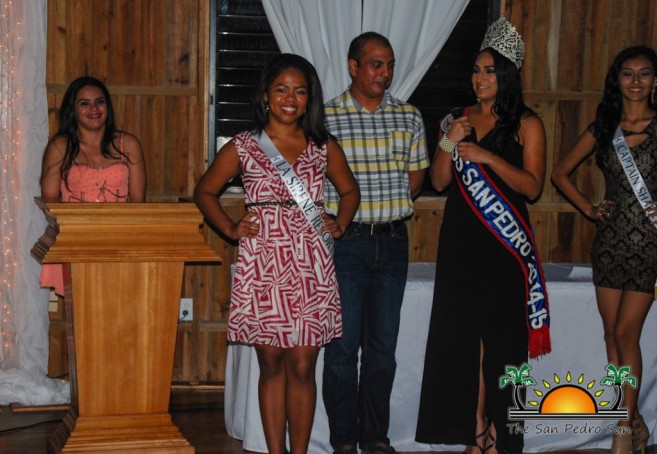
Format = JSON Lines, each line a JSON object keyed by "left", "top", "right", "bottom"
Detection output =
{"left": 439, "top": 135, "right": 457, "bottom": 153}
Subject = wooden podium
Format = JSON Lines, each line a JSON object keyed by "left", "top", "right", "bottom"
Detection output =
{"left": 32, "top": 199, "right": 221, "bottom": 453}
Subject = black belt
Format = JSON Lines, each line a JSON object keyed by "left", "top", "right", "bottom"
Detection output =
{"left": 350, "top": 219, "right": 405, "bottom": 235}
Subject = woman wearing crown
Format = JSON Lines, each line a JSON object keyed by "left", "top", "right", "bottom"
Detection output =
{"left": 552, "top": 46, "right": 657, "bottom": 454}
{"left": 415, "top": 17, "right": 550, "bottom": 454}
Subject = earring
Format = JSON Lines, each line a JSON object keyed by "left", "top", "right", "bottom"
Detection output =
{"left": 263, "top": 101, "right": 269, "bottom": 112}
{"left": 651, "top": 86, "right": 656, "bottom": 106}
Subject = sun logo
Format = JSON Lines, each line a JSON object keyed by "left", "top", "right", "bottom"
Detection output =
{"left": 500, "top": 363, "right": 636, "bottom": 421}
{"left": 533, "top": 374, "right": 601, "bottom": 414}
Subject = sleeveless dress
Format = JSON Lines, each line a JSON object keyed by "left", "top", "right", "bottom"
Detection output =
{"left": 39, "top": 149, "right": 130, "bottom": 295}
{"left": 416, "top": 129, "right": 531, "bottom": 453}
{"left": 592, "top": 117, "right": 657, "bottom": 293}
{"left": 228, "top": 131, "right": 342, "bottom": 348}
{"left": 59, "top": 159, "right": 129, "bottom": 202}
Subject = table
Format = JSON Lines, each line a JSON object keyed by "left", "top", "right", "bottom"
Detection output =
{"left": 224, "top": 263, "right": 657, "bottom": 452}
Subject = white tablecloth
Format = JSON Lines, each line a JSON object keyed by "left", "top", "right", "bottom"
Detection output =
{"left": 224, "top": 263, "right": 657, "bottom": 452}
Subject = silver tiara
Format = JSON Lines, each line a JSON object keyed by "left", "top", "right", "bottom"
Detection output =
{"left": 480, "top": 16, "right": 525, "bottom": 69}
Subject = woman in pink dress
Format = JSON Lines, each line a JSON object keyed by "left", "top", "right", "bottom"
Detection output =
{"left": 40, "top": 76, "right": 146, "bottom": 294}
{"left": 194, "top": 54, "right": 360, "bottom": 454}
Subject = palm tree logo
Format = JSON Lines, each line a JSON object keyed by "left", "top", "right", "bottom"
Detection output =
{"left": 501, "top": 363, "right": 634, "bottom": 420}
{"left": 499, "top": 363, "right": 536, "bottom": 410}
{"left": 600, "top": 364, "right": 637, "bottom": 411}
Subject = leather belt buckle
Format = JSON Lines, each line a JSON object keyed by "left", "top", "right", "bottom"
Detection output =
{"left": 370, "top": 223, "right": 388, "bottom": 234}
{"left": 352, "top": 220, "right": 403, "bottom": 235}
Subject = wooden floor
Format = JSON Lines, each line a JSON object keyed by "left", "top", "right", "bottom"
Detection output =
{"left": 0, "top": 388, "right": 653, "bottom": 453}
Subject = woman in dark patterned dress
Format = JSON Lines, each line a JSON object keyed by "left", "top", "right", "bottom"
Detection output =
{"left": 194, "top": 54, "right": 359, "bottom": 454}
{"left": 552, "top": 46, "right": 657, "bottom": 454}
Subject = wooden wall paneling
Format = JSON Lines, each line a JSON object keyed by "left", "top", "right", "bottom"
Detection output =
{"left": 554, "top": 99, "right": 606, "bottom": 205}
{"left": 197, "top": 332, "right": 211, "bottom": 383}
{"left": 173, "top": 328, "right": 193, "bottom": 383}
{"left": 527, "top": 210, "right": 549, "bottom": 260}
{"left": 525, "top": 99, "right": 556, "bottom": 201}
{"left": 181, "top": 264, "right": 206, "bottom": 385}
{"left": 588, "top": 0, "right": 611, "bottom": 92}
{"left": 549, "top": 210, "right": 596, "bottom": 262}
{"left": 47, "top": 0, "right": 67, "bottom": 84}
{"left": 165, "top": 0, "right": 196, "bottom": 87}
{"left": 209, "top": 332, "right": 228, "bottom": 382}
{"left": 48, "top": 322, "right": 68, "bottom": 378}
{"left": 186, "top": 93, "right": 205, "bottom": 191}
{"left": 117, "top": 95, "right": 140, "bottom": 141}
{"left": 514, "top": 0, "right": 539, "bottom": 90}
{"left": 557, "top": 1, "right": 587, "bottom": 92}
{"left": 139, "top": 2, "right": 165, "bottom": 85}
{"left": 543, "top": 1, "right": 562, "bottom": 92}
{"left": 639, "top": 1, "right": 657, "bottom": 45}
{"left": 514, "top": 0, "right": 562, "bottom": 92}
{"left": 612, "top": 1, "right": 639, "bottom": 51}
{"left": 408, "top": 197, "right": 445, "bottom": 263}
{"left": 110, "top": 1, "right": 141, "bottom": 85}
{"left": 550, "top": 100, "right": 581, "bottom": 200}
{"left": 46, "top": 93, "right": 61, "bottom": 140}
{"left": 64, "top": 1, "right": 93, "bottom": 82}
{"left": 162, "top": 96, "right": 191, "bottom": 194}
{"left": 140, "top": 95, "right": 165, "bottom": 195}
{"left": 47, "top": 296, "right": 68, "bottom": 379}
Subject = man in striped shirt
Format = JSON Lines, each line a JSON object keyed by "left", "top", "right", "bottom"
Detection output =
{"left": 322, "top": 31, "right": 429, "bottom": 454}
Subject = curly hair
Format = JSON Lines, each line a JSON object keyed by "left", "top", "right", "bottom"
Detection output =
{"left": 55, "top": 76, "right": 128, "bottom": 187}
{"left": 252, "top": 53, "right": 329, "bottom": 146}
{"left": 591, "top": 46, "right": 657, "bottom": 163}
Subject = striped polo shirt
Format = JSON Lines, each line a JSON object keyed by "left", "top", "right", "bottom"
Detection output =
{"left": 324, "top": 88, "right": 429, "bottom": 223}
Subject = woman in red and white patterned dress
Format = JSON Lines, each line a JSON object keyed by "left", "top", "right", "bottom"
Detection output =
{"left": 194, "top": 54, "right": 359, "bottom": 454}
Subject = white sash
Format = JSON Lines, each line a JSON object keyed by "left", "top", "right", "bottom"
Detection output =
{"left": 255, "top": 131, "right": 334, "bottom": 255}
{"left": 612, "top": 126, "right": 657, "bottom": 228}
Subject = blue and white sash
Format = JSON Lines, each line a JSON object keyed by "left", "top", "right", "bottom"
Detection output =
{"left": 612, "top": 126, "right": 657, "bottom": 228}
{"left": 448, "top": 133, "right": 551, "bottom": 358}
{"left": 256, "top": 131, "right": 334, "bottom": 255}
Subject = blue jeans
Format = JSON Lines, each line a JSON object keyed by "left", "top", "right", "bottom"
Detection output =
{"left": 322, "top": 221, "right": 409, "bottom": 449}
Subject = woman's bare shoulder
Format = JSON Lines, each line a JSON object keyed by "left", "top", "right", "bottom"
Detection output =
{"left": 45, "top": 136, "right": 67, "bottom": 158}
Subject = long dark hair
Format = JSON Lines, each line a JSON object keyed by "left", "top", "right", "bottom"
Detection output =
{"left": 592, "top": 46, "right": 657, "bottom": 161}
{"left": 55, "top": 76, "right": 127, "bottom": 186}
{"left": 252, "top": 53, "right": 329, "bottom": 146}
{"left": 478, "top": 48, "right": 535, "bottom": 151}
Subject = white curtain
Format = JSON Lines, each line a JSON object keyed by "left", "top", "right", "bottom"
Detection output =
{"left": 262, "top": 0, "right": 363, "bottom": 102}
{"left": 0, "top": 0, "right": 70, "bottom": 405}
{"left": 262, "top": 0, "right": 470, "bottom": 102}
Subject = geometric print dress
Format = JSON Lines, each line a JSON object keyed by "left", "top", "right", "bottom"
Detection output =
{"left": 591, "top": 117, "right": 657, "bottom": 294}
{"left": 228, "top": 130, "right": 342, "bottom": 348}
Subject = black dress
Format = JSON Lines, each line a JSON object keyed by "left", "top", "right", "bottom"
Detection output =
{"left": 416, "top": 130, "right": 532, "bottom": 454}
{"left": 592, "top": 117, "right": 657, "bottom": 294}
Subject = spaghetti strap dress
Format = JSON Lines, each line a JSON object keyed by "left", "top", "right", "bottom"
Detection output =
{"left": 39, "top": 138, "right": 130, "bottom": 296}
{"left": 416, "top": 129, "right": 531, "bottom": 453}
{"left": 591, "top": 117, "right": 657, "bottom": 293}
{"left": 228, "top": 131, "right": 342, "bottom": 348}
